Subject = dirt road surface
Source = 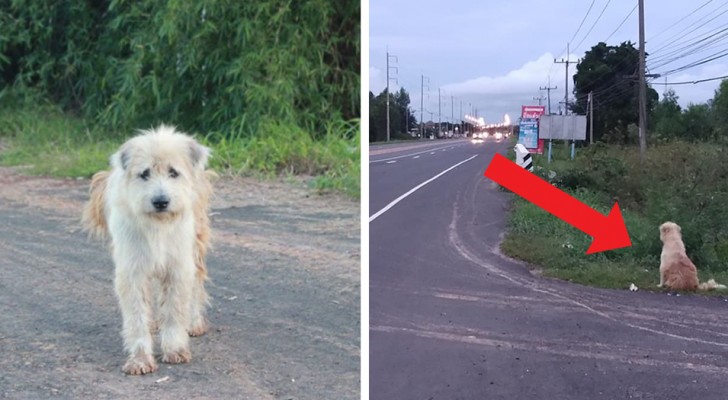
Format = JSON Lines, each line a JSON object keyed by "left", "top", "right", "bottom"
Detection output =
{"left": 0, "top": 167, "right": 360, "bottom": 399}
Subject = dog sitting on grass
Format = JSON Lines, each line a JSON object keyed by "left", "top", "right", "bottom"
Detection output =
{"left": 82, "top": 125, "right": 214, "bottom": 375}
{"left": 658, "top": 221, "right": 725, "bottom": 291}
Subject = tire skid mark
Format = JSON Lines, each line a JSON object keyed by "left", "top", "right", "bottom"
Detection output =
{"left": 371, "top": 324, "right": 728, "bottom": 375}
{"left": 448, "top": 194, "right": 728, "bottom": 349}
{"left": 370, "top": 280, "right": 576, "bottom": 309}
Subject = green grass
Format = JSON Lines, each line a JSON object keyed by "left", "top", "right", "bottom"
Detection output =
{"left": 0, "top": 101, "right": 360, "bottom": 199}
{"left": 204, "top": 118, "right": 360, "bottom": 198}
{"left": 501, "top": 140, "right": 728, "bottom": 292}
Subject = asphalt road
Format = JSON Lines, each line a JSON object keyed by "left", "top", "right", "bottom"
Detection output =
{"left": 0, "top": 168, "right": 359, "bottom": 399}
{"left": 370, "top": 138, "right": 728, "bottom": 399}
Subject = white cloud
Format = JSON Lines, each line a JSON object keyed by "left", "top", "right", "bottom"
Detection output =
{"left": 442, "top": 53, "right": 563, "bottom": 96}
{"left": 430, "top": 53, "right": 578, "bottom": 122}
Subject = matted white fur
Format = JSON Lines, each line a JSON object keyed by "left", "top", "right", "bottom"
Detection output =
{"left": 82, "top": 125, "right": 214, "bottom": 375}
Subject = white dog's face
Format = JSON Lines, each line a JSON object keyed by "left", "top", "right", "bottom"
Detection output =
{"left": 111, "top": 126, "right": 209, "bottom": 220}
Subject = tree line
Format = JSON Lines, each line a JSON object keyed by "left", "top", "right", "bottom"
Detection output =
{"left": 369, "top": 87, "right": 478, "bottom": 142}
{"left": 571, "top": 41, "right": 728, "bottom": 144}
{"left": 369, "top": 88, "right": 418, "bottom": 142}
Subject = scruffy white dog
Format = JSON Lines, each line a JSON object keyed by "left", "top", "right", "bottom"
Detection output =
{"left": 82, "top": 125, "right": 214, "bottom": 375}
{"left": 658, "top": 221, "right": 725, "bottom": 291}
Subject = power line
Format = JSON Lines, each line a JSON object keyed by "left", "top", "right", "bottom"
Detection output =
{"left": 649, "top": 1, "right": 728, "bottom": 56}
{"left": 648, "top": 0, "right": 715, "bottom": 42}
{"left": 569, "top": 0, "right": 597, "bottom": 45}
{"left": 650, "top": 74, "right": 728, "bottom": 85}
{"left": 545, "top": 1, "right": 627, "bottom": 93}
{"left": 604, "top": 3, "right": 637, "bottom": 43}
{"left": 657, "top": 47, "right": 728, "bottom": 75}
{"left": 547, "top": 0, "right": 597, "bottom": 84}
{"left": 573, "top": 0, "right": 612, "bottom": 53}
{"left": 649, "top": 26, "right": 728, "bottom": 69}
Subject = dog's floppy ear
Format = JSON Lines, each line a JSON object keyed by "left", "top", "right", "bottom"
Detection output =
{"left": 110, "top": 146, "right": 130, "bottom": 170}
{"left": 188, "top": 140, "right": 210, "bottom": 170}
{"left": 659, "top": 224, "right": 668, "bottom": 235}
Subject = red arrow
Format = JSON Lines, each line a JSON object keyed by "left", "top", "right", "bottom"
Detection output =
{"left": 484, "top": 153, "right": 631, "bottom": 254}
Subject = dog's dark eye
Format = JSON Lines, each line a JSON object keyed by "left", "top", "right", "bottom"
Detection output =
{"left": 139, "top": 169, "right": 151, "bottom": 181}
{"left": 169, "top": 168, "right": 179, "bottom": 178}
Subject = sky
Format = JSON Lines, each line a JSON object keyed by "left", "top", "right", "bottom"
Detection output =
{"left": 369, "top": 0, "right": 728, "bottom": 125}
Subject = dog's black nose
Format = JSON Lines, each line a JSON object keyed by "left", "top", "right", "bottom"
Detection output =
{"left": 152, "top": 196, "right": 169, "bottom": 211}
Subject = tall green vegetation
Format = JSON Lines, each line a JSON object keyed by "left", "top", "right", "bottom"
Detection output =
{"left": 0, "top": 0, "right": 359, "bottom": 196}
{"left": 0, "top": 0, "right": 358, "bottom": 136}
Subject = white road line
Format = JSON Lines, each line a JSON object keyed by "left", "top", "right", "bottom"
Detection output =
{"left": 386, "top": 160, "right": 397, "bottom": 164}
{"left": 369, "top": 154, "right": 478, "bottom": 223}
{"left": 413, "top": 155, "right": 420, "bottom": 159}
{"left": 370, "top": 143, "right": 466, "bottom": 163}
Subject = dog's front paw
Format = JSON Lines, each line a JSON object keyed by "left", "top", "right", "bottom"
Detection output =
{"left": 123, "top": 354, "right": 158, "bottom": 375}
{"left": 162, "top": 348, "right": 192, "bottom": 364}
{"left": 188, "top": 319, "right": 208, "bottom": 337}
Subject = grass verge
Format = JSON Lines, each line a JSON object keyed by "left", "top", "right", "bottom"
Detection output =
{"left": 501, "top": 141, "right": 728, "bottom": 292}
{"left": 0, "top": 99, "right": 360, "bottom": 199}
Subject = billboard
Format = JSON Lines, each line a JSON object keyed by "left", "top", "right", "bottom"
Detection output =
{"left": 519, "top": 105, "right": 545, "bottom": 154}
{"left": 539, "top": 115, "right": 587, "bottom": 140}
{"left": 521, "top": 105, "right": 545, "bottom": 119}
{"left": 518, "top": 118, "right": 539, "bottom": 149}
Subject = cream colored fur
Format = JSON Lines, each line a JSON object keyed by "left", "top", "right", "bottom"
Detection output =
{"left": 658, "top": 221, "right": 726, "bottom": 291}
{"left": 82, "top": 125, "right": 214, "bottom": 375}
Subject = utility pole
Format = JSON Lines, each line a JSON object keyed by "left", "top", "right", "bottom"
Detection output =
{"left": 555, "top": 43, "right": 578, "bottom": 159}
{"left": 438, "top": 88, "right": 442, "bottom": 138}
{"left": 460, "top": 100, "right": 463, "bottom": 136}
{"left": 428, "top": 110, "right": 434, "bottom": 135}
{"left": 638, "top": 0, "right": 647, "bottom": 160}
{"left": 554, "top": 43, "right": 577, "bottom": 115}
{"left": 386, "top": 51, "right": 398, "bottom": 142}
{"left": 589, "top": 91, "right": 594, "bottom": 144}
{"left": 533, "top": 95, "right": 545, "bottom": 106}
{"left": 420, "top": 75, "right": 429, "bottom": 139}
{"left": 451, "top": 96, "right": 454, "bottom": 136}
{"left": 539, "top": 84, "right": 557, "bottom": 115}
{"left": 405, "top": 106, "right": 409, "bottom": 136}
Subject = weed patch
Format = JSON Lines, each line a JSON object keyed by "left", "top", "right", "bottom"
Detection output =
{"left": 502, "top": 142, "right": 728, "bottom": 291}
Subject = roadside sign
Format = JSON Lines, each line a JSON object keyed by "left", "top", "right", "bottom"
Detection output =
{"left": 519, "top": 105, "right": 545, "bottom": 154}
